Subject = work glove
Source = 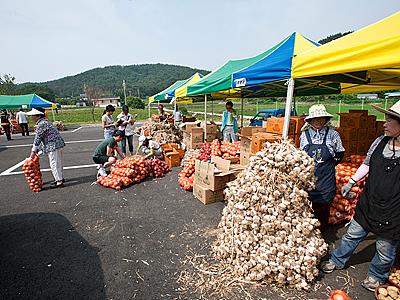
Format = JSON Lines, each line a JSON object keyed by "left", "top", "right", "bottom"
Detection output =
{"left": 341, "top": 178, "right": 356, "bottom": 197}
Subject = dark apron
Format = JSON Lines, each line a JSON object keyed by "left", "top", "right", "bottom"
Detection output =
{"left": 354, "top": 137, "right": 400, "bottom": 240}
{"left": 304, "top": 128, "right": 336, "bottom": 204}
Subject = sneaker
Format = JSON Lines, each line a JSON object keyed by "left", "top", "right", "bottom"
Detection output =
{"left": 50, "top": 182, "right": 64, "bottom": 189}
{"left": 97, "top": 167, "right": 107, "bottom": 177}
{"left": 320, "top": 260, "right": 339, "bottom": 273}
{"left": 361, "top": 276, "right": 383, "bottom": 292}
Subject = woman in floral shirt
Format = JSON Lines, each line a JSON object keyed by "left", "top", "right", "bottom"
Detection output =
{"left": 27, "top": 108, "right": 66, "bottom": 188}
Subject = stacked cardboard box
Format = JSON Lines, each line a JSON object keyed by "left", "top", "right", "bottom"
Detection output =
{"left": 240, "top": 126, "right": 266, "bottom": 138}
{"left": 183, "top": 127, "right": 204, "bottom": 149}
{"left": 239, "top": 135, "right": 252, "bottom": 166}
{"left": 182, "top": 122, "right": 220, "bottom": 148}
{"left": 338, "top": 110, "right": 381, "bottom": 157}
{"left": 204, "top": 124, "right": 219, "bottom": 142}
{"left": 193, "top": 157, "right": 244, "bottom": 204}
{"left": 263, "top": 116, "right": 305, "bottom": 147}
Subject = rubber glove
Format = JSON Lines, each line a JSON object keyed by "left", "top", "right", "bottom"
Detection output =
{"left": 341, "top": 178, "right": 356, "bottom": 197}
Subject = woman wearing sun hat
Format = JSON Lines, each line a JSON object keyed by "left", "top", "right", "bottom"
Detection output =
{"left": 321, "top": 100, "right": 400, "bottom": 292}
{"left": 27, "top": 107, "right": 66, "bottom": 188}
{"left": 300, "top": 104, "right": 345, "bottom": 229}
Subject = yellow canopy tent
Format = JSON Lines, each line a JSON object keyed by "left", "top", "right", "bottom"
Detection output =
{"left": 276, "top": 11, "right": 400, "bottom": 137}
{"left": 292, "top": 11, "right": 400, "bottom": 92}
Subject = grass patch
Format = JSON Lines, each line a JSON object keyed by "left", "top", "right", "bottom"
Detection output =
{"left": 49, "top": 107, "right": 158, "bottom": 125}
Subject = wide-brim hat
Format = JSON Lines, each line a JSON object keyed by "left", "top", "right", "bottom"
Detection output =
{"left": 304, "top": 104, "right": 333, "bottom": 121}
{"left": 26, "top": 108, "right": 44, "bottom": 116}
{"left": 372, "top": 100, "right": 400, "bottom": 119}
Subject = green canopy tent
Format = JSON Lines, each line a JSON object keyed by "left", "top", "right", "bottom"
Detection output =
{"left": 0, "top": 94, "right": 60, "bottom": 109}
{"left": 0, "top": 94, "right": 61, "bottom": 121}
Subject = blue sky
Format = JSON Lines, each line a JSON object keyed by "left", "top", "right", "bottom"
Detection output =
{"left": 1, "top": 0, "right": 399, "bottom": 83}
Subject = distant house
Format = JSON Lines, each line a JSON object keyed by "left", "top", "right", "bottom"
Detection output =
{"left": 357, "top": 93, "right": 378, "bottom": 100}
{"left": 93, "top": 97, "right": 121, "bottom": 107}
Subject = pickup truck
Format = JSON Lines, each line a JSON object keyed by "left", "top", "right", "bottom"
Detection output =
{"left": 249, "top": 109, "right": 295, "bottom": 126}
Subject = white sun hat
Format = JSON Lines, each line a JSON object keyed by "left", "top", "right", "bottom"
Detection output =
{"left": 305, "top": 104, "right": 333, "bottom": 121}
{"left": 372, "top": 99, "right": 400, "bottom": 120}
{"left": 138, "top": 135, "right": 146, "bottom": 145}
{"left": 26, "top": 108, "right": 45, "bottom": 116}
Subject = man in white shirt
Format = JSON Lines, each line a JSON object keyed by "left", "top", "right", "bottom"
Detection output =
{"left": 16, "top": 109, "right": 29, "bottom": 136}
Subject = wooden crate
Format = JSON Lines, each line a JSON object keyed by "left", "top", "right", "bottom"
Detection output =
{"left": 164, "top": 150, "right": 181, "bottom": 168}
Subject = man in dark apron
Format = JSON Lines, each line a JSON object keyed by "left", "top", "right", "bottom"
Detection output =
{"left": 321, "top": 100, "right": 400, "bottom": 292}
{"left": 300, "top": 104, "right": 345, "bottom": 229}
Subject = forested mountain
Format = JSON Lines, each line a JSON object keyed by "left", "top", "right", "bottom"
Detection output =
{"left": 21, "top": 64, "right": 210, "bottom": 98}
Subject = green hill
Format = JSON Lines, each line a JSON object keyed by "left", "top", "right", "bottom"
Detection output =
{"left": 23, "top": 64, "right": 210, "bottom": 99}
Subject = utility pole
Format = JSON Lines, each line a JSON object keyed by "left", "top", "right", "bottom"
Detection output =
{"left": 122, "top": 80, "right": 127, "bottom": 105}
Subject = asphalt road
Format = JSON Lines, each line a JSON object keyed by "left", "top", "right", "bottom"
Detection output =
{"left": 0, "top": 125, "right": 377, "bottom": 300}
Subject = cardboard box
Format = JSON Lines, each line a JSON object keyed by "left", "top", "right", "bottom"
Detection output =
{"left": 240, "top": 149, "right": 251, "bottom": 165}
{"left": 164, "top": 150, "right": 180, "bottom": 168}
{"left": 376, "top": 121, "right": 385, "bottom": 136}
{"left": 240, "top": 136, "right": 252, "bottom": 153}
{"left": 182, "top": 121, "right": 200, "bottom": 132}
{"left": 367, "top": 115, "right": 377, "bottom": 128}
{"left": 183, "top": 116, "right": 196, "bottom": 123}
{"left": 347, "top": 141, "right": 358, "bottom": 154}
{"left": 240, "top": 126, "right": 266, "bottom": 137}
{"left": 357, "top": 128, "right": 368, "bottom": 141}
{"left": 195, "top": 159, "right": 236, "bottom": 191}
{"left": 338, "top": 128, "right": 353, "bottom": 141}
{"left": 290, "top": 116, "right": 306, "bottom": 134}
{"left": 193, "top": 182, "right": 225, "bottom": 205}
{"left": 265, "top": 117, "right": 296, "bottom": 135}
{"left": 349, "top": 109, "right": 369, "bottom": 116}
{"left": 205, "top": 132, "right": 218, "bottom": 143}
{"left": 342, "top": 141, "right": 356, "bottom": 154}
{"left": 357, "top": 141, "right": 369, "bottom": 155}
{"left": 251, "top": 132, "right": 281, "bottom": 154}
{"left": 293, "top": 134, "right": 300, "bottom": 148}
{"left": 205, "top": 124, "right": 218, "bottom": 134}
{"left": 339, "top": 113, "right": 367, "bottom": 129}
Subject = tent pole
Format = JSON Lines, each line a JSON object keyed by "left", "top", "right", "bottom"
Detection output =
{"left": 361, "top": 99, "right": 365, "bottom": 110}
{"left": 204, "top": 94, "right": 207, "bottom": 138}
{"left": 51, "top": 109, "right": 56, "bottom": 122}
{"left": 256, "top": 99, "right": 259, "bottom": 114}
{"left": 211, "top": 98, "right": 214, "bottom": 122}
{"left": 283, "top": 78, "right": 295, "bottom": 138}
{"left": 148, "top": 100, "right": 151, "bottom": 120}
{"left": 173, "top": 98, "right": 177, "bottom": 120}
{"left": 385, "top": 97, "right": 388, "bottom": 110}
{"left": 241, "top": 97, "right": 244, "bottom": 128}
{"left": 275, "top": 99, "right": 278, "bottom": 110}
{"left": 338, "top": 99, "right": 342, "bottom": 126}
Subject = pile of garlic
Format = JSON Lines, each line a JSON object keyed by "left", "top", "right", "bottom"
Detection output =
{"left": 213, "top": 140, "right": 328, "bottom": 290}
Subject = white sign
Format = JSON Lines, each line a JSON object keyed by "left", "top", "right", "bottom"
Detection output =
{"left": 234, "top": 78, "right": 247, "bottom": 87}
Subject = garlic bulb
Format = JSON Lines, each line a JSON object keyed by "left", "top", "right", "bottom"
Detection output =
{"left": 213, "top": 140, "right": 328, "bottom": 290}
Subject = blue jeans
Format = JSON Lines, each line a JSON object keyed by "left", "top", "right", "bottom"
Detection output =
{"left": 120, "top": 135, "right": 133, "bottom": 154}
{"left": 104, "top": 130, "right": 114, "bottom": 139}
{"left": 330, "top": 219, "right": 399, "bottom": 282}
